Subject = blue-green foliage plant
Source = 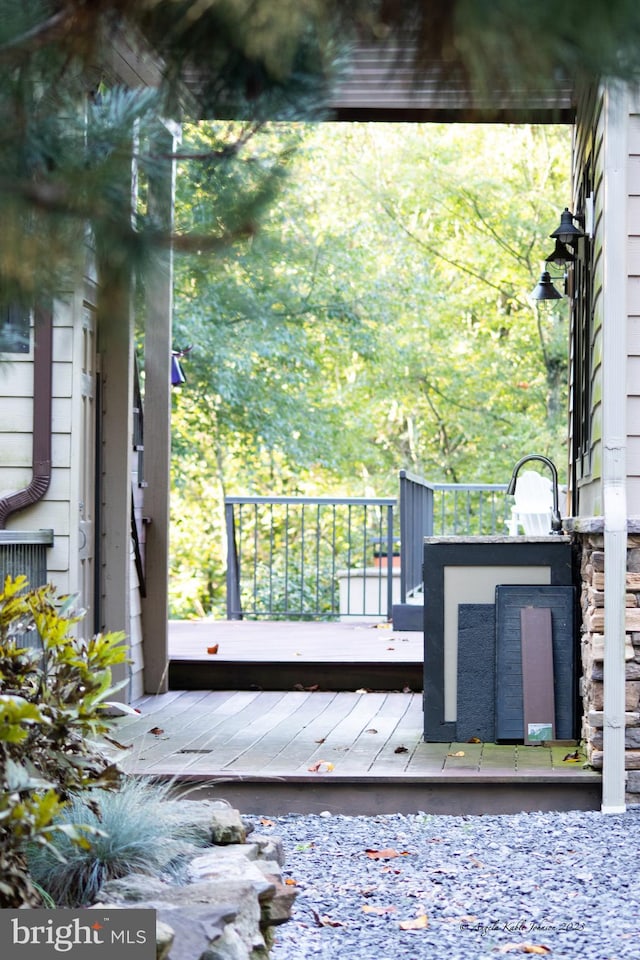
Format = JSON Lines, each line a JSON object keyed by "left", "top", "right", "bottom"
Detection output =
{"left": 26, "top": 777, "right": 212, "bottom": 906}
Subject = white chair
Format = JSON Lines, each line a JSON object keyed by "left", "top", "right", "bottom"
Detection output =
{"left": 507, "top": 470, "right": 554, "bottom": 536}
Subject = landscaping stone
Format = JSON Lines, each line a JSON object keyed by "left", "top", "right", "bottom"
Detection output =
{"left": 156, "top": 920, "right": 174, "bottom": 960}
{"left": 96, "top": 802, "right": 295, "bottom": 960}
{"left": 149, "top": 904, "right": 238, "bottom": 960}
{"left": 209, "top": 808, "right": 248, "bottom": 845}
{"left": 250, "top": 834, "right": 285, "bottom": 867}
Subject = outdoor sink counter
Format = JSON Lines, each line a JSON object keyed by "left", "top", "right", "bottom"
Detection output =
{"left": 423, "top": 535, "right": 575, "bottom": 742}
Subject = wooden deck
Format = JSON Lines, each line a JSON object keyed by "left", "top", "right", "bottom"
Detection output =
{"left": 168, "top": 619, "right": 424, "bottom": 691}
{"left": 111, "top": 687, "right": 601, "bottom": 816}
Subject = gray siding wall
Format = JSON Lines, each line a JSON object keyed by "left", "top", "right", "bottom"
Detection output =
{"left": 570, "top": 84, "right": 640, "bottom": 517}
{"left": 627, "top": 102, "right": 640, "bottom": 513}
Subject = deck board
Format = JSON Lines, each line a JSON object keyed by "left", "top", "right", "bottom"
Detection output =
{"left": 167, "top": 619, "right": 424, "bottom": 691}
{"left": 169, "top": 619, "right": 423, "bottom": 663}
{"left": 113, "top": 690, "right": 599, "bottom": 785}
{"left": 112, "top": 620, "right": 603, "bottom": 814}
{"left": 261, "top": 692, "right": 351, "bottom": 776}
{"left": 336, "top": 693, "right": 414, "bottom": 773}
{"left": 295, "top": 692, "right": 389, "bottom": 773}
{"left": 143, "top": 691, "right": 289, "bottom": 774}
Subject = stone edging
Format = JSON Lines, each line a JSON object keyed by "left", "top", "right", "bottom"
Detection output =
{"left": 93, "top": 802, "right": 295, "bottom": 960}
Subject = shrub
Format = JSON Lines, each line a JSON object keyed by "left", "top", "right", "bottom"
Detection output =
{"left": 27, "top": 777, "right": 211, "bottom": 906}
{"left": 0, "top": 575, "right": 128, "bottom": 906}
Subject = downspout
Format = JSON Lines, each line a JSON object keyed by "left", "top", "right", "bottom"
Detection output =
{"left": 601, "top": 81, "right": 628, "bottom": 814}
{"left": 0, "top": 306, "right": 52, "bottom": 528}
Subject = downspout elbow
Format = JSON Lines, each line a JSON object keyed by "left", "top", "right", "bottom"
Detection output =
{"left": 0, "top": 306, "right": 53, "bottom": 529}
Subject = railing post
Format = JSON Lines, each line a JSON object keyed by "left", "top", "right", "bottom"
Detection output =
{"left": 225, "top": 501, "right": 243, "bottom": 620}
{"left": 399, "top": 470, "right": 408, "bottom": 603}
{"left": 399, "top": 470, "right": 436, "bottom": 602}
{"left": 386, "top": 503, "right": 394, "bottom": 619}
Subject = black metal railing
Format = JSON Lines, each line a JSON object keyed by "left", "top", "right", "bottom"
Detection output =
{"left": 398, "top": 471, "right": 510, "bottom": 600}
{"left": 224, "top": 476, "right": 511, "bottom": 621}
{"left": 225, "top": 496, "right": 396, "bottom": 620}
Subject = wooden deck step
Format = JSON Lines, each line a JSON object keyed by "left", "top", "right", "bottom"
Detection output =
{"left": 110, "top": 690, "right": 601, "bottom": 816}
{"left": 168, "top": 619, "right": 423, "bottom": 691}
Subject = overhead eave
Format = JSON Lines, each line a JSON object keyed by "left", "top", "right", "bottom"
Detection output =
{"left": 327, "top": 46, "right": 576, "bottom": 124}
{"left": 97, "top": 20, "right": 165, "bottom": 90}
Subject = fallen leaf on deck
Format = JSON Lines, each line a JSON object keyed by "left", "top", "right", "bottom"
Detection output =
{"left": 355, "top": 687, "right": 372, "bottom": 694}
{"left": 102, "top": 701, "right": 141, "bottom": 716}
{"left": 314, "top": 737, "right": 326, "bottom": 744}
{"left": 498, "top": 944, "right": 551, "bottom": 955}
{"left": 148, "top": 727, "right": 165, "bottom": 736}
{"left": 387, "top": 646, "right": 395, "bottom": 650}
{"left": 447, "top": 751, "right": 465, "bottom": 757}
{"left": 394, "top": 745, "right": 409, "bottom": 754}
{"left": 260, "top": 818, "right": 275, "bottom": 827}
{"left": 563, "top": 750, "right": 582, "bottom": 762}
{"left": 365, "top": 848, "right": 411, "bottom": 860}
{"left": 399, "top": 914, "right": 429, "bottom": 931}
{"left": 374, "top": 623, "right": 392, "bottom": 629}
{"left": 308, "top": 760, "right": 334, "bottom": 773}
{"left": 467, "top": 737, "right": 482, "bottom": 743}
{"left": 311, "top": 910, "right": 346, "bottom": 928}
{"left": 103, "top": 735, "right": 132, "bottom": 751}
{"left": 366, "top": 728, "right": 378, "bottom": 734}
{"left": 362, "top": 905, "right": 397, "bottom": 915}
{"left": 207, "top": 644, "right": 219, "bottom": 655}
{"left": 284, "top": 878, "right": 298, "bottom": 886}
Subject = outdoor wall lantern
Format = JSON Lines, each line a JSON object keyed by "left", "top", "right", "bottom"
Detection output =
{"left": 549, "top": 207, "right": 586, "bottom": 246}
{"left": 531, "top": 269, "right": 564, "bottom": 301}
{"left": 544, "top": 238, "right": 576, "bottom": 267}
{"left": 171, "top": 345, "right": 192, "bottom": 386}
{"left": 531, "top": 203, "right": 589, "bottom": 301}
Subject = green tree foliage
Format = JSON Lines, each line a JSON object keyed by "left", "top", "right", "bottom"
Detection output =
{"left": 0, "top": 576, "right": 127, "bottom": 906}
{"left": 1, "top": 0, "right": 640, "bottom": 305}
{"left": 169, "top": 120, "right": 571, "bottom": 616}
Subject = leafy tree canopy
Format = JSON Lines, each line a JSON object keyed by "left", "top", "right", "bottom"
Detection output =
{"left": 1, "top": 0, "right": 639, "bottom": 305}
{"left": 169, "top": 120, "right": 571, "bottom": 616}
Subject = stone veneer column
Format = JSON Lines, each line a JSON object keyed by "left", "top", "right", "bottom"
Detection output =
{"left": 577, "top": 530, "right": 640, "bottom": 804}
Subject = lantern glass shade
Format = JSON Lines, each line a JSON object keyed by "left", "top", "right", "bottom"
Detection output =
{"left": 544, "top": 238, "right": 575, "bottom": 267}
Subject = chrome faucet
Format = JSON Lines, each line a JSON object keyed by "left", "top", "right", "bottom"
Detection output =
{"left": 506, "top": 454, "right": 563, "bottom": 534}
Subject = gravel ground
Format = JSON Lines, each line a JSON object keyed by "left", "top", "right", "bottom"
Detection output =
{"left": 252, "top": 809, "right": 640, "bottom": 960}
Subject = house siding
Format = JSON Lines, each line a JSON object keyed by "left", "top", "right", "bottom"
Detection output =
{"left": 627, "top": 109, "right": 640, "bottom": 513}
{"left": 570, "top": 85, "right": 604, "bottom": 516}
{"left": 568, "top": 83, "right": 640, "bottom": 805}
{"left": 1, "top": 297, "right": 76, "bottom": 595}
{"left": 568, "top": 85, "right": 640, "bottom": 516}
{"left": 1, "top": 282, "right": 146, "bottom": 698}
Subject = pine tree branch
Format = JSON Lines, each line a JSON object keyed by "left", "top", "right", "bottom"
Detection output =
{"left": 0, "top": 9, "right": 69, "bottom": 60}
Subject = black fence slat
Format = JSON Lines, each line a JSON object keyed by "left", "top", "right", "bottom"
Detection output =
{"left": 223, "top": 481, "right": 509, "bottom": 620}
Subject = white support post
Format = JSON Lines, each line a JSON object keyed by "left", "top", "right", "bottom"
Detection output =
{"left": 141, "top": 123, "right": 178, "bottom": 694}
{"left": 601, "top": 81, "right": 629, "bottom": 814}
